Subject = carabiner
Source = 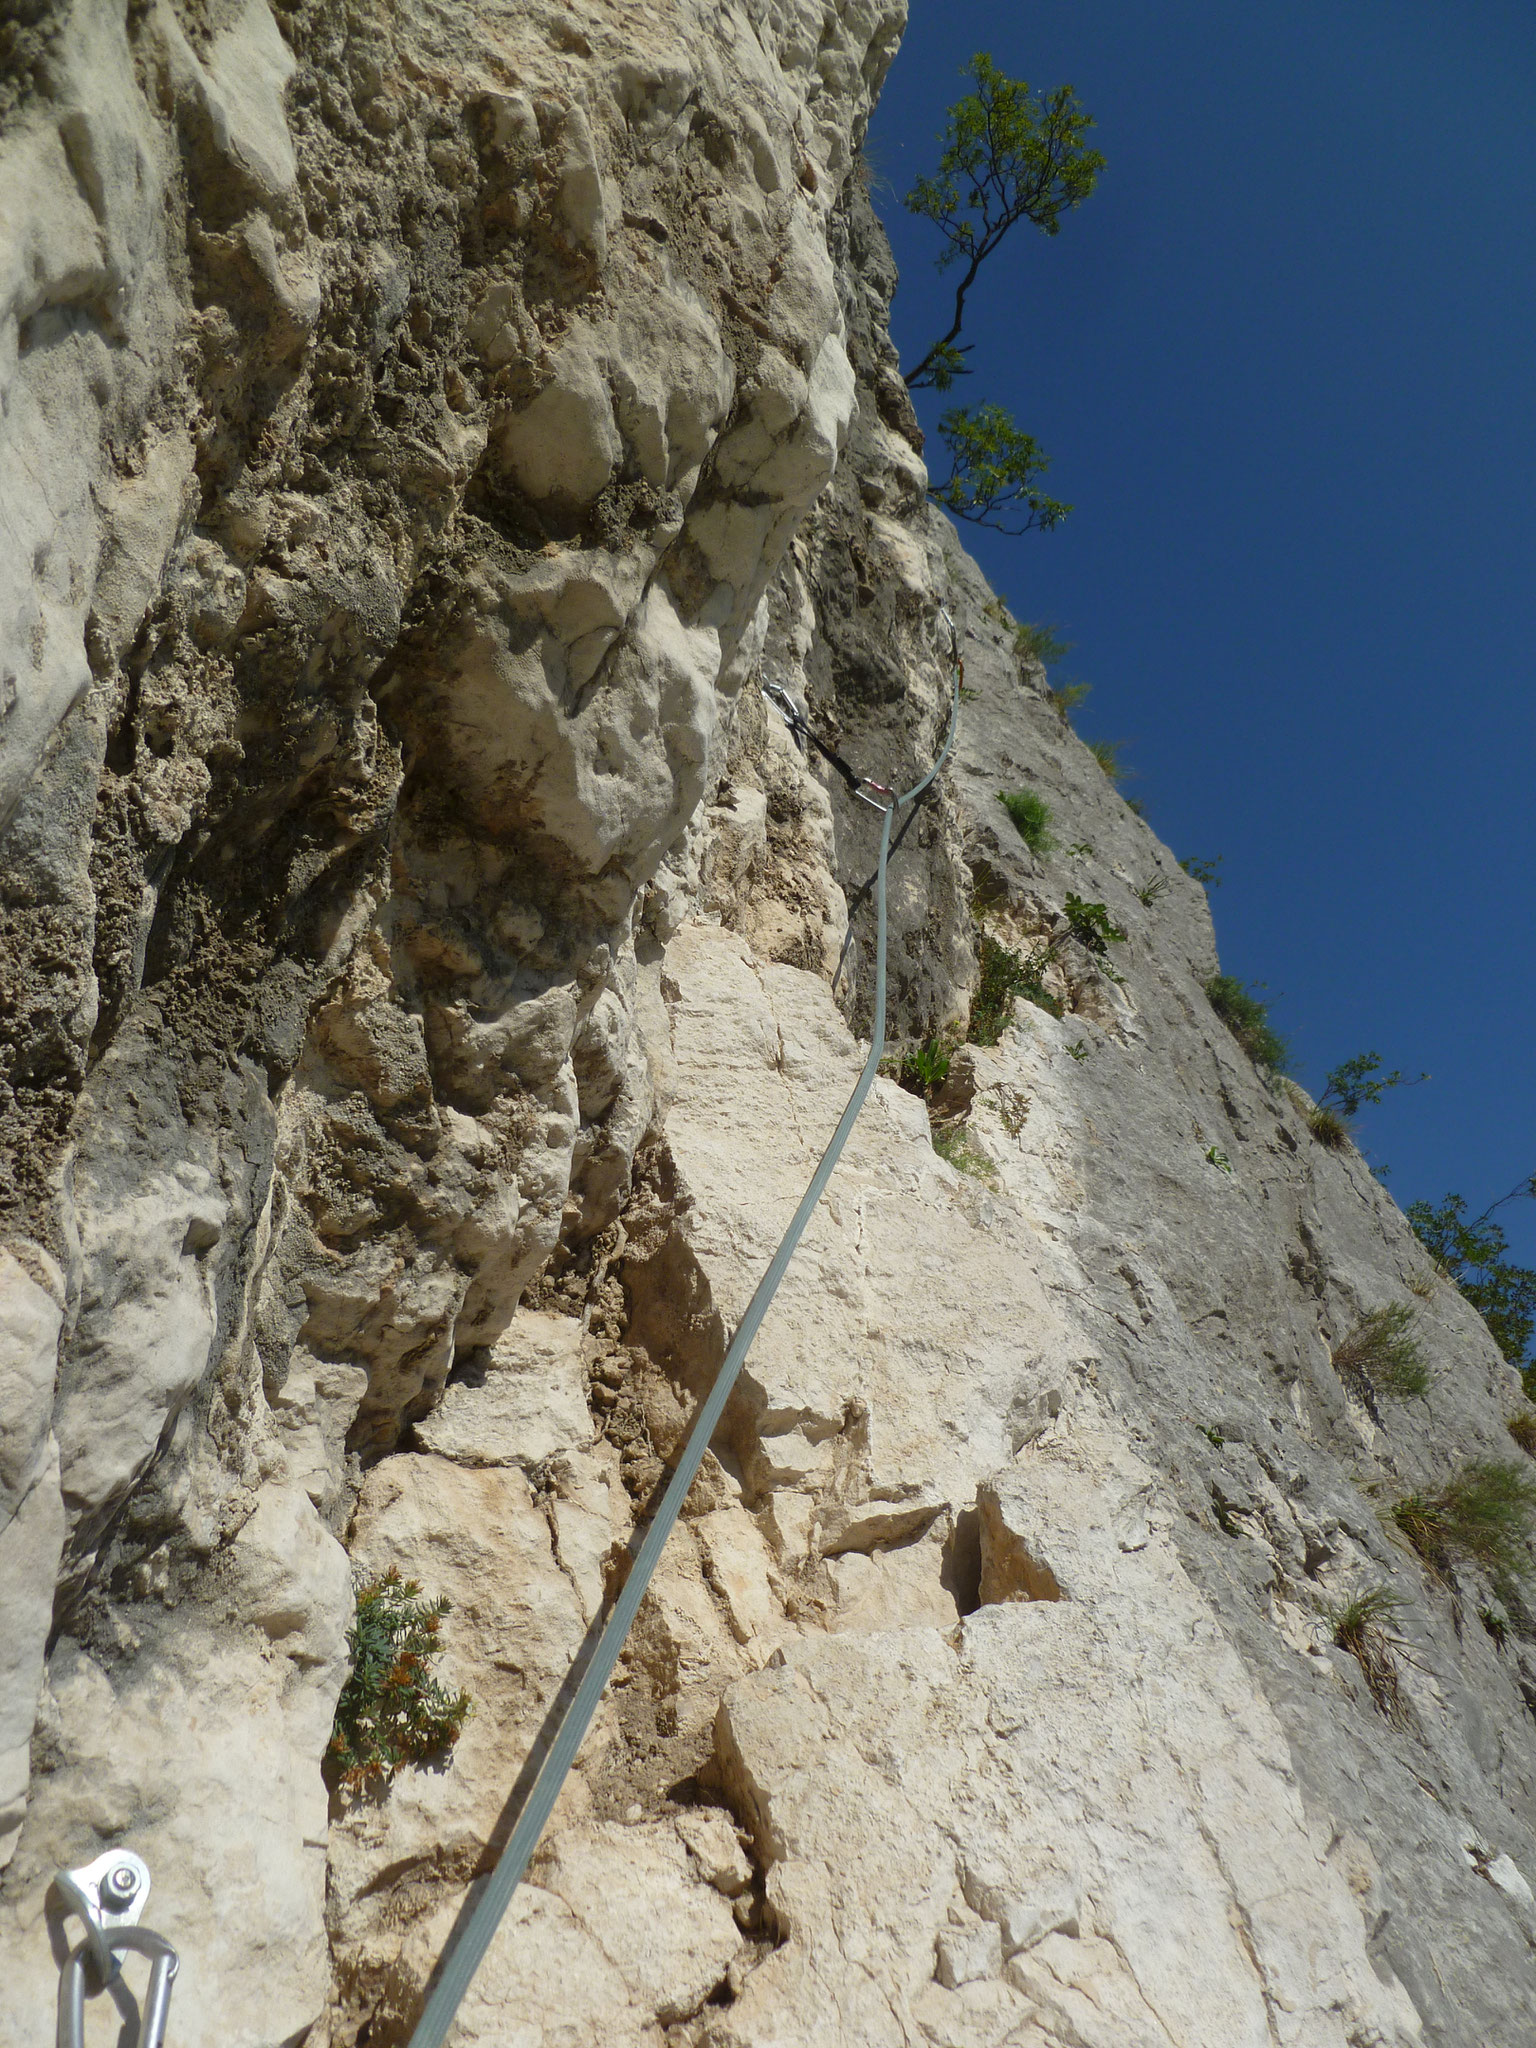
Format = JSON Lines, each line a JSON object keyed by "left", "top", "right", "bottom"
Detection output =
{"left": 54, "top": 1851, "right": 179, "bottom": 2048}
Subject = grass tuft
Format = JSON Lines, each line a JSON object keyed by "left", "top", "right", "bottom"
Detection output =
{"left": 1014, "top": 621, "right": 1073, "bottom": 669}
{"left": 1205, "top": 974, "right": 1288, "bottom": 1072}
{"left": 1508, "top": 1411, "right": 1536, "bottom": 1458}
{"left": 1085, "top": 738, "right": 1128, "bottom": 785}
{"left": 1332, "top": 1304, "right": 1431, "bottom": 1401}
{"left": 1327, "top": 1584, "right": 1411, "bottom": 1723}
{"left": 1307, "top": 1104, "right": 1351, "bottom": 1150}
{"left": 1391, "top": 1460, "right": 1536, "bottom": 1580}
{"left": 997, "top": 787, "right": 1055, "bottom": 856}
{"left": 1134, "top": 873, "right": 1170, "bottom": 908}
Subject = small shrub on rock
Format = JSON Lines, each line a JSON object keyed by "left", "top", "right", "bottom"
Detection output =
{"left": 1205, "top": 975, "right": 1288, "bottom": 1072}
{"left": 1332, "top": 1305, "right": 1431, "bottom": 1401}
{"left": 1508, "top": 1412, "right": 1536, "bottom": 1458}
{"left": 969, "top": 932, "right": 1060, "bottom": 1043}
{"left": 997, "top": 787, "right": 1055, "bottom": 855}
{"left": 1391, "top": 1461, "right": 1536, "bottom": 1580}
{"left": 327, "top": 1568, "right": 473, "bottom": 1793}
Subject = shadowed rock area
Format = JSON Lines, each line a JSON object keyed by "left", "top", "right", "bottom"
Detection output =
{"left": 1, "top": 5, "right": 1533, "bottom": 2045}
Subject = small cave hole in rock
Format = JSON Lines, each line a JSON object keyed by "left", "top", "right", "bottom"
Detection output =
{"left": 943, "top": 1506, "right": 984, "bottom": 1616}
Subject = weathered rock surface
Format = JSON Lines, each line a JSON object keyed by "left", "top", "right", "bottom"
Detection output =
{"left": 3, "top": 3, "right": 1535, "bottom": 2046}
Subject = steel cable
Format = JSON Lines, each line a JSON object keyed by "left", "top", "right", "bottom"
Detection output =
{"left": 407, "top": 623, "right": 962, "bottom": 2048}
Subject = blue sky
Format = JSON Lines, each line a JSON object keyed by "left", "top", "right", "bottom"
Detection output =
{"left": 868, "top": 0, "right": 1536, "bottom": 1268}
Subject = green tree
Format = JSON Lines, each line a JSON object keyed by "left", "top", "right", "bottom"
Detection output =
{"left": 1317, "top": 1051, "right": 1427, "bottom": 1120}
{"left": 930, "top": 403, "right": 1071, "bottom": 534}
{"left": 904, "top": 58, "right": 1104, "bottom": 391}
{"left": 1408, "top": 1178, "right": 1536, "bottom": 1381}
{"left": 901, "top": 55, "right": 1103, "bottom": 534}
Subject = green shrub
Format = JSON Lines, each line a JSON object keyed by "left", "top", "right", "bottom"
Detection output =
{"left": 1205, "top": 975, "right": 1288, "bottom": 1072}
{"left": 1063, "top": 894, "right": 1127, "bottom": 957}
{"left": 1408, "top": 1186, "right": 1536, "bottom": 1376}
{"left": 1508, "top": 1412, "right": 1536, "bottom": 1459}
{"left": 1327, "top": 1584, "right": 1410, "bottom": 1723}
{"left": 997, "top": 787, "right": 1055, "bottom": 855}
{"left": 1332, "top": 1304, "right": 1431, "bottom": 1401}
{"left": 1391, "top": 1461, "right": 1536, "bottom": 1580}
{"left": 327, "top": 1569, "right": 473, "bottom": 1793}
{"left": 969, "top": 932, "right": 1060, "bottom": 1044}
{"left": 1179, "top": 855, "right": 1223, "bottom": 889}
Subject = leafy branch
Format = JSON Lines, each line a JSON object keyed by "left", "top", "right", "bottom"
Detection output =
{"left": 904, "top": 58, "right": 1104, "bottom": 391}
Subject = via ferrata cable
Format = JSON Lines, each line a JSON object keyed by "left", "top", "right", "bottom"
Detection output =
{"left": 406, "top": 619, "right": 962, "bottom": 2048}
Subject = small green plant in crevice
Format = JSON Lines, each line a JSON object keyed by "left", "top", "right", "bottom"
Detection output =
{"left": 326, "top": 1569, "right": 473, "bottom": 1794}
{"left": 1046, "top": 679, "right": 1090, "bottom": 725}
{"left": 933, "top": 1121, "right": 997, "bottom": 1182}
{"left": 1204, "top": 974, "right": 1288, "bottom": 1073}
{"left": 1199, "top": 1423, "right": 1225, "bottom": 1449}
{"left": 893, "top": 1035, "right": 953, "bottom": 1101}
{"left": 1332, "top": 1304, "right": 1431, "bottom": 1402}
{"left": 1480, "top": 1603, "right": 1510, "bottom": 1649}
{"left": 1134, "top": 873, "right": 1170, "bottom": 909}
{"left": 1064, "top": 839, "right": 1095, "bottom": 858}
{"left": 1327, "top": 1584, "right": 1412, "bottom": 1724}
{"left": 1065, "top": 1039, "right": 1090, "bottom": 1062}
{"left": 1063, "top": 894, "right": 1127, "bottom": 958}
{"left": 1390, "top": 1460, "right": 1536, "bottom": 1581}
{"left": 1407, "top": 1178, "right": 1536, "bottom": 1381}
{"left": 1204, "top": 1146, "right": 1233, "bottom": 1174}
{"left": 997, "top": 786, "right": 1055, "bottom": 856}
{"left": 1179, "top": 854, "right": 1223, "bottom": 890}
{"left": 968, "top": 931, "right": 1061, "bottom": 1043}
{"left": 1508, "top": 1411, "right": 1536, "bottom": 1459}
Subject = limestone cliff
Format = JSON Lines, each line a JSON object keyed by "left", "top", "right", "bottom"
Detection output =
{"left": 1, "top": 6, "right": 1532, "bottom": 2046}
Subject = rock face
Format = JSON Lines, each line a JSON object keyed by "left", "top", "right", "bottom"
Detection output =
{"left": 1, "top": 5, "right": 1533, "bottom": 2047}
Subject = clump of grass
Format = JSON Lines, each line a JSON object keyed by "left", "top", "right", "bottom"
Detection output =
{"left": 1307, "top": 1104, "right": 1351, "bottom": 1150}
{"left": 1332, "top": 1304, "right": 1431, "bottom": 1401}
{"left": 969, "top": 932, "right": 1060, "bottom": 1044}
{"left": 997, "top": 787, "right": 1055, "bottom": 856}
{"left": 1014, "top": 621, "right": 1073, "bottom": 668}
{"left": 327, "top": 1569, "right": 473, "bottom": 1793}
{"left": 1327, "top": 1584, "right": 1411, "bottom": 1723}
{"left": 1134, "top": 873, "right": 1170, "bottom": 908}
{"left": 1046, "top": 680, "right": 1090, "bottom": 725}
{"left": 1085, "top": 738, "right": 1128, "bottom": 786}
{"left": 1205, "top": 974, "right": 1288, "bottom": 1072}
{"left": 1406, "top": 1269, "right": 1437, "bottom": 1300}
{"left": 1508, "top": 1411, "right": 1536, "bottom": 1458}
{"left": 1391, "top": 1460, "right": 1536, "bottom": 1580}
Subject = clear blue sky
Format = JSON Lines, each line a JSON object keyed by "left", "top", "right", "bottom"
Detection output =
{"left": 869, "top": 0, "right": 1536, "bottom": 1268}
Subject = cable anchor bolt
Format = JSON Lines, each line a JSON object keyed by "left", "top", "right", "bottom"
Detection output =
{"left": 55, "top": 1850, "right": 179, "bottom": 2048}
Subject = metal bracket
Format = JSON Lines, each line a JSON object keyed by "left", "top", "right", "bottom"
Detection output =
{"left": 55, "top": 1851, "right": 179, "bottom": 2048}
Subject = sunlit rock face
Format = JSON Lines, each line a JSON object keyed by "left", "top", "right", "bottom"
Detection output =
{"left": 0, "top": 6, "right": 1532, "bottom": 2047}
